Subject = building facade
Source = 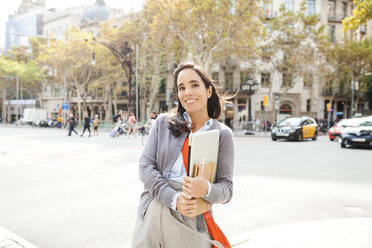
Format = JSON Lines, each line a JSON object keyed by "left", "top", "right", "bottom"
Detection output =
{"left": 4, "top": 0, "right": 371, "bottom": 124}
{"left": 173, "top": 0, "right": 372, "bottom": 129}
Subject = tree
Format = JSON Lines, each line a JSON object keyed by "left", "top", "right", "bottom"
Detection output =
{"left": 326, "top": 37, "right": 372, "bottom": 116}
{"left": 37, "top": 26, "right": 105, "bottom": 121}
{"left": 145, "top": 0, "right": 264, "bottom": 72}
{"left": 0, "top": 57, "right": 43, "bottom": 123}
{"left": 99, "top": 8, "right": 175, "bottom": 121}
{"left": 364, "top": 75, "right": 372, "bottom": 112}
{"left": 343, "top": 0, "right": 372, "bottom": 31}
{"left": 99, "top": 19, "right": 142, "bottom": 115}
{"left": 4, "top": 38, "right": 46, "bottom": 103}
{"left": 260, "top": 1, "right": 330, "bottom": 120}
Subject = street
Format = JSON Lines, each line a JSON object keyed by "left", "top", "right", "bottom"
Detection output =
{"left": 0, "top": 126, "right": 371, "bottom": 248}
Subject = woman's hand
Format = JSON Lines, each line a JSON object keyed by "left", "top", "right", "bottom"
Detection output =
{"left": 182, "top": 164, "right": 209, "bottom": 198}
{"left": 176, "top": 192, "right": 197, "bottom": 217}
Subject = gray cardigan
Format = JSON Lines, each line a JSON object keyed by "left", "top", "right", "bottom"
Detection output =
{"left": 136, "top": 113, "right": 234, "bottom": 231}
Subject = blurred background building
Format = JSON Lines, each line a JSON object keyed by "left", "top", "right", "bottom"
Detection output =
{"left": 2, "top": 0, "right": 371, "bottom": 126}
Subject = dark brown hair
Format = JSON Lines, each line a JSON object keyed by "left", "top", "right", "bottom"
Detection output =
{"left": 169, "top": 62, "right": 228, "bottom": 137}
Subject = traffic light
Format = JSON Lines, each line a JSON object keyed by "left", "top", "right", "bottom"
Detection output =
{"left": 326, "top": 102, "right": 331, "bottom": 112}
{"left": 263, "top": 95, "right": 268, "bottom": 106}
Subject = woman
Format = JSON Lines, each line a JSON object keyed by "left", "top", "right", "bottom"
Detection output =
{"left": 131, "top": 62, "right": 234, "bottom": 248}
{"left": 127, "top": 112, "right": 136, "bottom": 138}
{"left": 80, "top": 112, "right": 91, "bottom": 137}
{"left": 115, "top": 115, "right": 122, "bottom": 137}
{"left": 93, "top": 114, "right": 100, "bottom": 136}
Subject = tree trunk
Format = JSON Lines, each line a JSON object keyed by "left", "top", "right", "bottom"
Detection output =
{"left": 113, "top": 95, "right": 117, "bottom": 115}
{"left": 82, "top": 97, "right": 87, "bottom": 117}
{"left": 77, "top": 90, "right": 82, "bottom": 126}
{"left": 7, "top": 100, "right": 11, "bottom": 124}
{"left": 2, "top": 85, "right": 6, "bottom": 123}
{"left": 147, "top": 65, "right": 160, "bottom": 119}
{"left": 107, "top": 97, "right": 113, "bottom": 121}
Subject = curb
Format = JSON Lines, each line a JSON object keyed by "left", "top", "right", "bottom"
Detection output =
{"left": 0, "top": 226, "right": 38, "bottom": 248}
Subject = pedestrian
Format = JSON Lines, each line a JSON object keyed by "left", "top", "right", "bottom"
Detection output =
{"left": 113, "top": 109, "right": 123, "bottom": 123}
{"left": 131, "top": 62, "right": 234, "bottom": 248}
{"left": 81, "top": 112, "right": 91, "bottom": 137}
{"left": 115, "top": 115, "right": 122, "bottom": 137}
{"left": 144, "top": 112, "right": 157, "bottom": 130}
{"left": 93, "top": 114, "right": 100, "bottom": 136}
{"left": 313, "top": 116, "right": 319, "bottom": 124}
{"left": 67, "top": 113, "right": 78, "bottom": 136}
{"left": 127, "top": 112, "right": 136, "bottom": 138}
{"left": 255, "top": 118, "right": 261, "bottom": 132}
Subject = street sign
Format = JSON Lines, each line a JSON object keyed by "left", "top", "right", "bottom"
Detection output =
{"left": 62, "top": 103, "right": 69, "bottom": 110}
{"left": 275, "top": 100, "right": 279, "bottom": 110}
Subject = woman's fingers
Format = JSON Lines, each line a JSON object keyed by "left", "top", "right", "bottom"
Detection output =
{"left": 177, "top": 193, "right": 197, "bottom": 217}
{"left": 182, "top": 175, "right": 208, "bottom": 198}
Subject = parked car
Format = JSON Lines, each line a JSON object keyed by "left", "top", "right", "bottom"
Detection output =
{"left": 339, "top": 117, "right": 372, "bottom": 148}
{"left": 328, "top": 118, "right": 350, "bottom": 141}
{"left": 271, "top": 116, "right": 318, "bottom": 141}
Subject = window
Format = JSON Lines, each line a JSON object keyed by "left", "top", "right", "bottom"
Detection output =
{"left": 307, "top": 99, "right": 311, "bottom": 112}
{"left": 279, "top": 104, "right": 292, "bottom": 114}
{"left": 212, "top": 72, "right": 219, "bottom": 84}
{"left": 159, "top": 77, "right": 166, "bottom": 94}
{"left": 306, "top": 0, "right": 315, "bottom": 15}
{"left": 42, "top": 86, "right": 48, "bottom": 97}
{"left": 225, "top": 72, "right": 234, "bottom": 91}
{"left": 328, "top": 25, "right": 336, "bottom": 42}
{"left": 97, "top": 88, "right": 103, "bottom": 98}
{"left": 240, "top": 71, "right": 250, "bottom": 85}
{"left": 261, "top": 47, "right": 272, "bottom": 60}
{"left": 263, "top": 0, "right": 274, "bottom": 18}
{"left": 229, "top": 0, "right": 236, "bottom": 14}
{"left": 342, "top": 2, "right": 347, "bottom": 18}
{"left": 285, "top": 0, "right": 294, "bottom": 12}
{"left": 304, "top": 75, "right": 313, "bottom": 88}
{"left": 328, "top": 0, "right": 336, "bottom": 19}
{"left": 262, "top": 22, "right": 271, "bottom": 36}
{"left": 261, "top": 72, "right": 271, "bottom": 87}
{"left": 51, "top": 86, "right": 62, "bottom": 97}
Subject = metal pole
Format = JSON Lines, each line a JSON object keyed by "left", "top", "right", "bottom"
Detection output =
{"left": 327, "top": 111, "right": 331, "bottom": 130}
{"left": 64, "top": 68, "right": 67, "bottom": 127}
{"left": 16, "top": 76, "right": 19, "bottom": 120}
{"left": 135, "top": 44, "right": 139, "bottom": 122}
{"left": 351, "top": 78, "right": 354, "bottom": 117}
{"left": 264, "top": 106, "right": 267, "bottom": 136}
{"left": 248, "top": 94, "right": 252, "bottom": 121}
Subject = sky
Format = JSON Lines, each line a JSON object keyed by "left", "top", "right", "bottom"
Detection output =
{"left": 0, "top": 0, "right": 144, "bottom": 49}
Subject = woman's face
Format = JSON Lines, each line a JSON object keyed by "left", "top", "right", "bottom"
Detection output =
{"left": 177, "top": 68, "right": 212, "bottom": 117}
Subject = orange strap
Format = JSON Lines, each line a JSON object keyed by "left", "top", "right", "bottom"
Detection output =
{"left": 181, "top": 136, "right": 231, "bottom": 248}
{"left": 181, "top": 136, "right": 189, "bottom": 172}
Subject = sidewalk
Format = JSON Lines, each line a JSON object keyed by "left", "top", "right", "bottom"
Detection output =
{"left": 2, "top": 218, "right": 371, "bottom": 248}
{"left": 232, "top": 218, "right": 372, "bottom": 248}
{"left": 0, "top": 226, "right": 38, "bottom": 248}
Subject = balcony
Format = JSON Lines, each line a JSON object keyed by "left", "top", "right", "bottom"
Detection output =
{"left": 221, "top": 57, "right": 237, "bottom": 68}
{"left": 263, "top": 10, "right": 277, "bottom": 20}
{"left": 322, "top": 88, "right": 334, "bottom": 97}
{"left": 328, "top": 13, "right": 347, "bottom": 23}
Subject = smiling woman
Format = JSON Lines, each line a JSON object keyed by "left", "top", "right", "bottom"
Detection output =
{"left": 131, "top": 62, "right": 235, "bottom": 248}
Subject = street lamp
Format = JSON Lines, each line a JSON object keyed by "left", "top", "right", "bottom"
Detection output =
{"left": 241, "top": 74, "right": 259, "bottom": 121}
